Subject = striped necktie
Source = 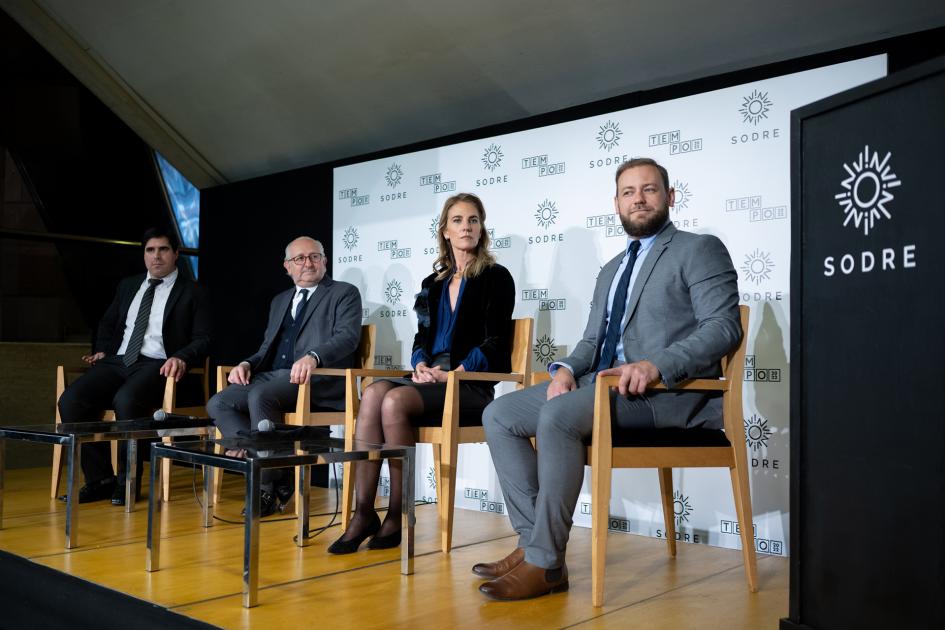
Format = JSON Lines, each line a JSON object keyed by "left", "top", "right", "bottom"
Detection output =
{"left": 595, "top": 240, "right": 642, "bottom": 374}
{"left": 123, "top": 278, "right": 163, "bottom": 366}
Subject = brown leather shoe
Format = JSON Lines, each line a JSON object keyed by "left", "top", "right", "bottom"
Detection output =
{"left": 478, "top": 560, "right": 569, "bottom": 601}
{"left": 471, "top": 547, "right": 525, "bottom": 579}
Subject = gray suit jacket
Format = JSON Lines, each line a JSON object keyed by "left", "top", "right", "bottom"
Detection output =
{"left": 561, "top": 222, "right": 741, "bottom": 429}
{"left": 244, "top": 276, "right": 363, "bottom": 409}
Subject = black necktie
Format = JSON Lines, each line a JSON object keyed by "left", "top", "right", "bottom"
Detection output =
{"left": 294, "top": 288, "right": 309, "bottom": 320}
{"left": 595, "top": 240, "right": 642, "bottom": 373}
{"left": 123, "top": 278, "right": 163, "bottom": 366}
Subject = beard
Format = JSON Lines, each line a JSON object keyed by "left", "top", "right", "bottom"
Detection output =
{"left": 620, "top": 203, "right": 670, "bottom": 238}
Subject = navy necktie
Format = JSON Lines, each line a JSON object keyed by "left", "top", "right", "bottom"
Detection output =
{"left": 294, "top": 288, "right": 309, "bottom": 320}
{"left": 595, "top": 240, "right": 642, "bottom": 373}
{"left": 123, "top": 278, "right": 163, "bottom": 366}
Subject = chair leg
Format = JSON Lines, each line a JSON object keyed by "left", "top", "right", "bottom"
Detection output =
{"left": 162, "top": 437, "right": 173, "bottom": 502}
{"left": 438, "top": 438, "right": 459, "bottom": 554}
{"left": 658, "top": 468, "right": 677, "bottom": 557}
{"left": 212, "top": 429, "right": 224, "bottom": 503}
{"left": 50, "top": 444, "right": 63, "bottom": 499}
{"left": 730, "top": 466, "right": 759, "bottom": 592}
{"left": 591, "top": 446, "right": 612, "bottom": 607}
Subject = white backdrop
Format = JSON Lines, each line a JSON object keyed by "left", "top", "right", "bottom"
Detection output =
{"left": 331, "top": 56, "right": 886, "bottom": 556}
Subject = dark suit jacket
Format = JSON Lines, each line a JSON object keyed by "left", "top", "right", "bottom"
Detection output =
{"left": 413, "top": 263, "right": 515, "bottom": 376}
{"left": 244, "top": 276, "right": 363, "bottom": 408}
{"left": 94, "top": 272, "right": 211, "bottom": 367}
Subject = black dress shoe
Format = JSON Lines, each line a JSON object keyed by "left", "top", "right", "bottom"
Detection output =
{"left": 327, "top": 512, "right": 381, "bottom": 554}
{"left": 241, "top": 490, "right": 282, "bottom": 518}
{"left": 275, "top": 483, "right": 293, "bottom": 505}
{"left": 74, "top": 477, "right": 117, "bottom": 504}
{"left": 367, "top": 527, "right": 402, "bottom": 550}
{"left": 110, "top": 482, "right": 141, "bottom": 506}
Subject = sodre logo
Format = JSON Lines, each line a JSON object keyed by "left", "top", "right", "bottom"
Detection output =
{"left": 739, "top": 89, "right": 772, "bottom": 126}
{"left": 824, "top": 145, "right": 915, "bottom": 277}
{"left": 535, "top": 199, "right": 559, "bottom": 229}
{"left": 342, "top": 227, "right": 359, "bottom": 251}
{"left": 672, "top": 180, "right": 692, "bottom": 211}
{"left": 533, "top": 334, "right": 558, "bottom": 365}
{"left": 596, "top": 120, "right": 622, "bottom": 151}
{"left": 673, "top": 490, "right": 692, "bottom": 526}
{"left": 482, "top": 143, "right": 503, "bottom": 171}
{"left": 385, "top": 163, "right": 404, "bottom": 188}
{"left": 744, "top": 414, "right": 772, "bottom": 452}
{"left": 835, "top": 145, "right": 901, "bottom": 236}
{"left": 384, "top": 280, "right": 404, "bottom": 304}
{"left": 426, "top": 467, "right": 437, "bottom": 491}
{"left": 732, "top": 89, "right": 780, "bottom": 145}
{"left": 740, "top": 249, "right": 775, "bottom": 285}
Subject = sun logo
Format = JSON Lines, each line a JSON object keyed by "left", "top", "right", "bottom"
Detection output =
{"left": 739, "top": 89, "right": 773, "bottom": 125}
{"left": 534, "top": 199, "right": 559, "bottom": 229}
{"left": 384, "top": 280, "right": 404, "bottom": 304}
{"left": 385, "top": 163, "right": 404, "bottom": 188}
{"left": 744, "top": 414, "right": 772, "bottom": 452}
{"left": 428, "top": 216, "right": 439, "bottom": 239}
{"left": 596, "top": 120, "right": 622, "bottom": 151}
{"left": 672, "top": 180, "right": 691, "bottom": 211}
{"left": 342, "top": 226, "right": 359, "bottom": 251}
{"left": 533, "top": 334, "right": 557, "bottom": 364}
{"left": 740, "top": 249, "right": 774, "bottom": 285}
{"left": 673, "top": 490, "right": 692, "bottom": 526}
{"left": 834, "top": 145, "right": 901, "bottom": 236}
{"left": 482, "top": 143, "right": 503, "bottom": 171}
{"left": 426, "top": 466, "right": 437, "bottom": 492}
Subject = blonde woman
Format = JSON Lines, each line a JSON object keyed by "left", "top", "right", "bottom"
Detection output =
{"left": 329, "top": 192, "right": 514, "bottom": 553}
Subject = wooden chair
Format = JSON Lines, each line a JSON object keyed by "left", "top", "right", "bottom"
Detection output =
{"left": 589, "top": 304, "right": 755, "bottom": 606}
{"left": 50, "top": 358, "right": 211, "bottom": 500}
{"left": 342, "top": 317, "right": 534, "bottom": 553}
{"left": 213, "top": 324, "right": 376, "bottom": 508}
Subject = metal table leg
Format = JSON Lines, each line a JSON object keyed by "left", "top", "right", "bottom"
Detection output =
{"left": 146, "top": 451, "right": 163, "bottom": 571}
{"left": 297, "top": 464, "right": 310, "bottom": 547}
{"left": 202, "top": 463, "right": 215, "bottom": 528}
{"left": 401, "top": 446, "right": 415, "bottom": 576}
{"left": 64, "top": 437, "right": 81, "bottom": 549}
{"left": 243, "top": 464, "right": 261, "bottom": 608}
{"left": 126, "top": 439, "right": 137, "bottom": 513}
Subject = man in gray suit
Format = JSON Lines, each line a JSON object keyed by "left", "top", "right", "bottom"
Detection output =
{"left": 208, "top": 236, "right": 362, "bottom": 513}
{"left": 475, "top": 158, "right": 741, "bottom": 600}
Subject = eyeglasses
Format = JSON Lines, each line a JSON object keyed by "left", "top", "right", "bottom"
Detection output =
{"left": 286, "top": 253, "right": 325, "bottom": 265}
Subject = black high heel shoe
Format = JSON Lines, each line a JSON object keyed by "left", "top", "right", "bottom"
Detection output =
{"left": 367, "top": 526, "right": 402, "bottom": 550}
{"left": 327, "top": 512, "right": 380, "bottom": 554}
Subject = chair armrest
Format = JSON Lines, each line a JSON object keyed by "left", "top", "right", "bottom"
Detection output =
{"left": 347, "top": 368, "right": 413, "bottom": 379}
{"left": 307, "top": 368, "right": 348, "bottom": 377}
{"left": 452, "top": 371, "right": 524, "bottom": 384}
{"left": 531, "top": 371, "right": 551, "bottom": 386}
{"left": 596, "top": 374, "right": 729, "bottom": 392}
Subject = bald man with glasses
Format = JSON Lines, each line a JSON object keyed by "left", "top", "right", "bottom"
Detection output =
{"left": 207, "top": 236, "right": 362, "bottom": 514}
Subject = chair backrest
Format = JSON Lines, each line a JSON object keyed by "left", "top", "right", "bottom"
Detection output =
{"left": 510, "top": 318, "right": 534, "bottom": 388}
{"left": 358, "top": 324, "right": 376, "bottom": 369}
{"left": 720, "top": 305, "right": 750, "bottom": 440}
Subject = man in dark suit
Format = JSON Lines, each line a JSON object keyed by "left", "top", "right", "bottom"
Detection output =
{"left": 475, "top": 158, "right": 742, "bottom": 600}
{"left": 207, "top": 236, "right": 363, "bottom": 514}
{"left": 58, "top": 227, "right": 211, "bottom": 505}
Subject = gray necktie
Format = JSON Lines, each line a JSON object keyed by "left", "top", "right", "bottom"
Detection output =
{"left": 123, "top": 278, "right": 163, "bottom": 366}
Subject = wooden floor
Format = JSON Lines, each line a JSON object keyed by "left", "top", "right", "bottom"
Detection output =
{"left": 0, "top": 466, "right": 788, "bottom": 629}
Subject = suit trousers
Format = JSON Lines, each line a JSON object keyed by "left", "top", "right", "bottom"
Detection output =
{"left": 207, "top": 369, "right": 328, "bottom": 488}
{"left": 482, "top": 373, "right": 655, "bottom": 569}
{"left": 57, "top": 355, "right": 167, "bottom": 484}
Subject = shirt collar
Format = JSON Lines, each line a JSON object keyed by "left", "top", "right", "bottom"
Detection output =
{"left": 625, "top": 219, "right": 670, "bottom": 256}
{"left": 147, "top": 268, "right": 178, "bottom": 284}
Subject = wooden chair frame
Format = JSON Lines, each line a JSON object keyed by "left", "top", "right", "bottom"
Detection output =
{"left": 51, "top": 358, "right": 210, "bottom": 500}
{"left": 589, "top": 304, "right": 756, "bottom": 606}
{"left": 213, "top": 324, "right": 376, "bottom": 510}
{"left": 342, "top": 317, "right": 534, "bottom": 553}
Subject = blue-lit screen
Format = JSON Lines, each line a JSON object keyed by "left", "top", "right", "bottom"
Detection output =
{"left": 155, "top": 151, "right": 200, "bottom": 277}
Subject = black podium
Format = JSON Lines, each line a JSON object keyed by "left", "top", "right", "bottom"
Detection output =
{"left": 786, "top": 57, "right": 944, "bottom": 629}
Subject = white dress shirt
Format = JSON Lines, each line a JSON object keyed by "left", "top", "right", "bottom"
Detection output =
{"left": 117, "top": 269, "right": 179, "bottom": 360}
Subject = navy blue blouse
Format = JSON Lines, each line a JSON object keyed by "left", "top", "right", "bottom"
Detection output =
{"left": 411, "top": 277, "right": 488, "bottom": 371}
